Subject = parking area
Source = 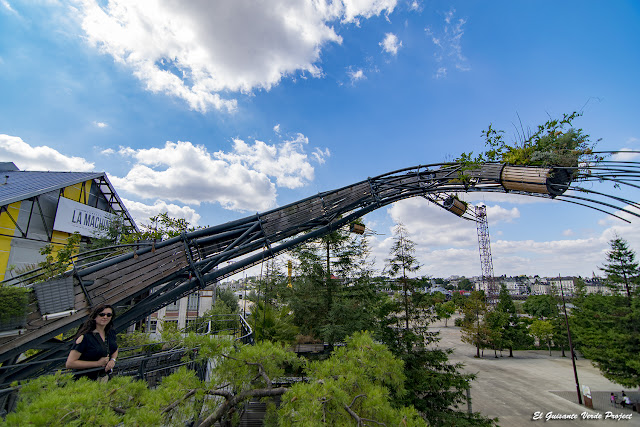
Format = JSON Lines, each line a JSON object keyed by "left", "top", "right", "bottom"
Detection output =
{"left": 430, "top": 316, "right": 638, "bottom": 426}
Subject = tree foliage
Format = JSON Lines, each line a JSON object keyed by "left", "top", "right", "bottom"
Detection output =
{"left": 494, "top": 285, "right": 532, "bottom": 356}
{"left": 522, "top": 294, "right": 559, "bottom": 319}
{"left": 530, "top": 319, "right": 554, "bottom": 356}
{"left": 460, "top": 291, "right": 489, "bottom": 358}
{"left": 279, "top": 331, "right": 426, "bottom": 426}
{"left": 385, "top": 223, "right": 422, "bottom": 331}
{"left": 288, "top": 225, "right": 380, "bottom": 344}
{"left": 571, "top": 293, "right": 640, "bottom": 387}
{"left": 600, "top": 236, "right": 640, "bottom": 300}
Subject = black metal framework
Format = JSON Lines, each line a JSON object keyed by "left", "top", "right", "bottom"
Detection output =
{"left": 2, "top": 160, "right": 640, "bottom": 385}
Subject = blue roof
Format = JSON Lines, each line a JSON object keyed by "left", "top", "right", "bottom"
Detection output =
{"left": 0, "top": 170, "right": 105, "bottom": 207}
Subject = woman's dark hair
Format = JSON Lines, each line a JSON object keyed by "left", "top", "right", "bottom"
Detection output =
{"left": 75, "top": 304, "right": 116, "bottom": 338}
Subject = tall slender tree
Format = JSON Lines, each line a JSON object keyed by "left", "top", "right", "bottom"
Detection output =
{"left": 494, "top": 285, "right": 531, "bottom": 357}
{"left": 385, "top": 223, "right": 421, "bottom": 330}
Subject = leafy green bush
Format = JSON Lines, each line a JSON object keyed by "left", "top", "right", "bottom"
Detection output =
{"left": 0, "top": 285, "right": 30, "bottom": 325}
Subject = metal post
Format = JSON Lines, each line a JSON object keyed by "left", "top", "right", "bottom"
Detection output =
{"left": 559, "top": 275, "right": 582, "bottom": 405}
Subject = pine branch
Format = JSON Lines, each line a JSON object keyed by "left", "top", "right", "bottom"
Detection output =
{"left": 197, "top": 386, "right": 288, "bottom": 427}
{"left": 162, "top": 389, "right": 197, "bottom": 414}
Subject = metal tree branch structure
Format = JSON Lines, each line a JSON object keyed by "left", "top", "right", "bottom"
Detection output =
{"left": 2, "top": 159, "right": 640, "bottom": 384}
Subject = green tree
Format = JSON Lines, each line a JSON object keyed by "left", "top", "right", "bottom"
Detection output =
{"left": 495, "top": 285, "right": 531, "bottom": 356}
{"left": 600, "top": 237, "right": 640, "bottom": 300}
{"left": 7, "top": 333, "right": 433, "bottom": 426}
{"left": 278, "top": 331, "right": 426, "bottom": 426}
{"left": 288, "top": 225, "right": 380, "bottom": 344}
{"left": 460, "top": 291, "right": 489, "bottom": 358}
{"left": 385, "top": 223, "right": 421, "bottom": 330}
{"left": 522, "top": 294, "right": 559, "bottom": 319}
{"left": 571, "top": 293, "right": 640, "bottom": 387}
{"left": 530, "top": 319, "right": 554, "bottom": 356}
{"left": 436, "top": 300, "right": 456, "bottom": 327}
{"left": 458, "top": 278, "right": 474, "bottom": 291}
{"left": 188, "top": 298, "right": 238, "bottom": 335}
{"left": 248, "top": 301, "right": 299, "bottom": 345}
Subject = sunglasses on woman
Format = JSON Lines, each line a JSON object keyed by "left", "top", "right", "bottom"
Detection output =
{"left": 97, "top": 312, "right": 113, "bottom": 318}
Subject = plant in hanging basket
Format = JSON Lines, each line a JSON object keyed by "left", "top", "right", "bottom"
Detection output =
{"left": 0, "top": 285, "right": 30, "bottom": 330}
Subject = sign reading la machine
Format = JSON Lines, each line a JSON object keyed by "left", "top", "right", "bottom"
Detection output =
{"left": 53, "top": 197, "right": 116, "bottom": 238}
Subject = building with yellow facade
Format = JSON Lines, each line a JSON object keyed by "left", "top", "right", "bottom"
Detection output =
{"left": 0, "top": 162, "right": 137, "bottom": 281}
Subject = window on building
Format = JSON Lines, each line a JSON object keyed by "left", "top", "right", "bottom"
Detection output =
{"left": 166, "top": 300, "right": 180, "bottom": 311}
{"left": 187, "top": 292, "right": 199, "bottom": 311}
{"left": 147, "top": 319, "right": 157, "bottom": 333}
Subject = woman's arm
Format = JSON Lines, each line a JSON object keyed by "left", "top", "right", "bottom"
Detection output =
{"left": 66, "top": 349, "right": 108, "bottom": 369}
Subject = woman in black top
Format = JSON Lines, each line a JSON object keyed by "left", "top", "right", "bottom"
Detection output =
{"left": 66, "top": 304, "right": 118, "bottom": 380}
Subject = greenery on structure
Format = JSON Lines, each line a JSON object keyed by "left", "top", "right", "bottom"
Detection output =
{"left": 38, "top": 232, "right": 82, "bottom": 279}
{"left": 454, "top": 111, "right": 603, "bottom": 182}
{"left": 0, "top": 284, "right": 30, "bottom": 325}
{"left": 123, "top": 212, "right": 199, "bottom": 243}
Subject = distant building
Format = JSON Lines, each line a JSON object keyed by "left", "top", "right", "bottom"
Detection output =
{"left": 147, "top": 286, "right": 216, "bottom": 334}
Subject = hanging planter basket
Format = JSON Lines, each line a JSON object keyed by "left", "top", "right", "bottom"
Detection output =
{"left": 33, "top": 277, "right": 76, "bottom": 315}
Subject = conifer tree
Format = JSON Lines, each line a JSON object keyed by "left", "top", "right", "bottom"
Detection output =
{"left": 600, "top": 236, "right": 640, "bottom": 301}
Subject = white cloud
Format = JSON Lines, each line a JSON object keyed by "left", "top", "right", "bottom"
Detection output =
{"left": 312, "top": 147, "right": 331, "bottom": 164}
{"left": 273, "top": 124, "right": 281, "bottom": 134}
{"left": 111, "top": 133, "right": 329, "bottom": 211}
{"left": 611, "top": 148, "right": 640, "bottom": 162}
{"left": 409, "top": 1, "right": 421, "bottom": 12}
{"left": 111, "top": 140, "right": 276, "bottom": 211}
{"left": 434, "top": 67, "right": 446, "bottom": 79}
{"left": 563, "top": 228, "right": 574, "bottom": 236}
{"left": 101, "top": 148, "right": 115, "bottom": 155}
{"left": 216, "top": 133, "right": 322, "bottom": 189}
{"left": 347, "top": 67, "right": 366, "bottom": 84}
{"left": 121, "top": 198, "right": 201, "bottom": 226}
{"left": 77, "top": 0, "right": 397, "bottom": 112}
{"left": 484, "top": 204, "right": 520, "bottom": 223}
{"left": 93, "top": 121, "right": 108, "bottom": 128}
{"left": 425, "top": 8, "right": 469, "bottom": 77}
{"left": 0, "top": 134, "right": 95, "bottom": 171}
{"left": 1, "top": 0, "right": 20, "bottom": 17}
{"left": 379, "top": 33, "right": 402, "bottom": 55}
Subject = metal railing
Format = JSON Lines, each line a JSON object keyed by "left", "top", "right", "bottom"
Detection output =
{"left": 0, "top": 313, "right": 253, "bottom": 415}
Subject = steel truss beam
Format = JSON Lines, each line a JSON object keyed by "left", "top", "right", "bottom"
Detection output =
{"left": 3, "top": 161, "right": 640, "bottom": 384}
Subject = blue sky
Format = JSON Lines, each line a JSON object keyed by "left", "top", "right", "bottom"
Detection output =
{"left": 1, "top": 0, "right": 639, "bottom": 278}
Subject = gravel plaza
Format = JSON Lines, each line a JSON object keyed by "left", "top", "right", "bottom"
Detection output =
{"left": 431, "top": 316, "right": 639, "bottom": 426}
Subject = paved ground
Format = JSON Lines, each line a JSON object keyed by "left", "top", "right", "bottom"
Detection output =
{"left": 430, "top": 316, "right": 639, "bottom": 426}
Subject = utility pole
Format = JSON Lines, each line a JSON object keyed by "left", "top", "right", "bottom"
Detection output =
{"left": 559, "top": 276, "right": 582, "bottom": 405}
